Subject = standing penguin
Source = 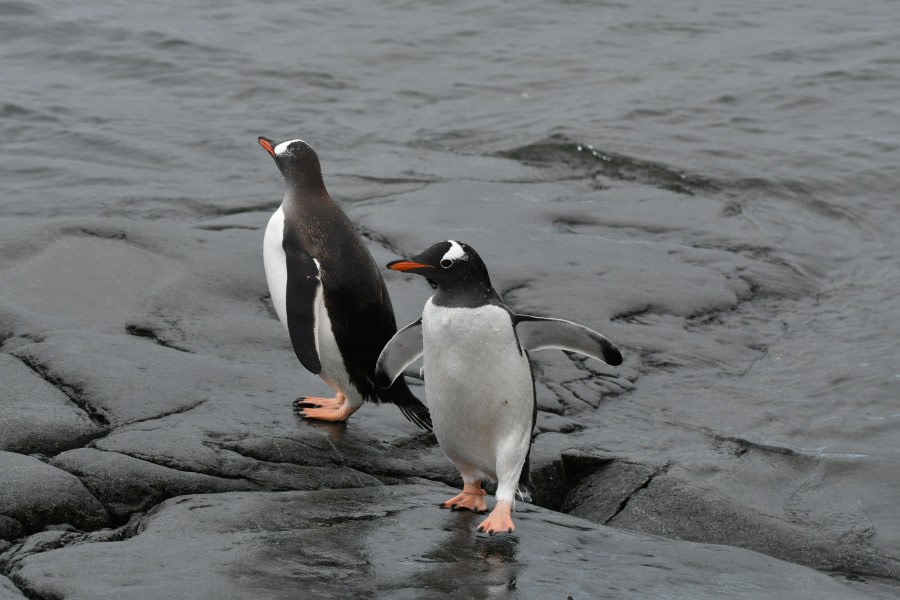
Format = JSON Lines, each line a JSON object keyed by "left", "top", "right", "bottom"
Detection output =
{"left": 376, "top": 241, "right": 622, "bottom": 534}
{"left": 258, "top": 136, "right": 430, "bottom": 430}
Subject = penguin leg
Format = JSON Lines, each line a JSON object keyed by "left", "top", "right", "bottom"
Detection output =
{"left": 477, "top": 456, "right": 522, "bottom": 535}
{"left": 477, "top": 500, "right": 515, "bottom": 535}
{"left": 441, "top": 480, "right": 487, "bottom": 513}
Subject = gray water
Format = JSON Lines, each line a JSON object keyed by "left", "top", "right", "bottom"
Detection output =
{"left": 2, "top": 0, "right": 899, "bottom": 595}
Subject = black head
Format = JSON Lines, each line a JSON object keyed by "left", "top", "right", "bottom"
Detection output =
{"left": 387, "top": 241, "right": 499, "bottom": 307}
{"left": 258, "top": 136, "right": 325, "bottom": 191}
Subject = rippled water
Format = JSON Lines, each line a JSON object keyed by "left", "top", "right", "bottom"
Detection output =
{"left": 4, "top": 0, "right": 897, "bottom": 215}
{"left": 2, "top": 0, "right": 899, "bottom": 589}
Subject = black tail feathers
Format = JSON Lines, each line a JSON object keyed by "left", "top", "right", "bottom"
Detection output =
{"left": 380, "top": 378, "right": 432, "bottom": 431}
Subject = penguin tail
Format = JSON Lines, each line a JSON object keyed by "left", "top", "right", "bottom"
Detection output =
{"left": 515, "top": 486, "right": 532, "bottom": 504}
{"left": 380, "top": 379, "right": 432, "bottom": 431}
{"left": 516, "top": 449, "right": 532, "bottom": 504}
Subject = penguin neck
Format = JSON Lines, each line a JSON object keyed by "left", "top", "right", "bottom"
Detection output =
{"left": 285, "top": 170, "right": 327, "bottom": 196}
{"left": 432, "top": 281, "right": 501, "bottom": 309}
{"left": 282, "top": 176, "right": 333, "bottom": 211}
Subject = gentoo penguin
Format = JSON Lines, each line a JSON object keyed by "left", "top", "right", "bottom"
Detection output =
{"left": 258, "top": 136, "right": 431, "bottom": 430}
{"left": 376, "top": 241, "right": 622, "bottom": 534}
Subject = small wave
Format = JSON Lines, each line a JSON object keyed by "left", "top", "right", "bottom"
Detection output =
{"left": 498, "top": 137, "right": 866, "bottom": 227}
{"left": 497, "top": 134, "right": 721, "bottom": 195}
{"left": 1, "top": 103, "right": 42, "bottom": 120}
{"left": 0, "top": 1, "right": 38, "bottom": 16}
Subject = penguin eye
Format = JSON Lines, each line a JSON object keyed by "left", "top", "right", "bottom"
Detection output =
{"left": 440, "top": 259, "right": 453, "bottom": 269}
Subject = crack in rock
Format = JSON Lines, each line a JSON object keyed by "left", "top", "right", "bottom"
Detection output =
{"left": 10, "top": 354, "right": 110, "bottom": 428}
{"left": 122, "top": 398, "right": 208, "bottom": 427}
{"left": 603, "top": 467, "right": 667, "bottom": 525}
{"left": 124, "top": 324, "right": 192, "bottom": 354}
{"left": 193, "top": 224, "right": 260, "bottom": 231}
{"left": 110, "top": 449, "right": 253, "bottom": 484}
{"left": 357, "top": 227, "right": 408, "bottom": 258}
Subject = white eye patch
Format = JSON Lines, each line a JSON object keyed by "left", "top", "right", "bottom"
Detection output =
{"left": 274, "top": 139, "right": 305, "bottom": 156}
{"left": 441, "top": 240, "right": 467, "bottom": 263}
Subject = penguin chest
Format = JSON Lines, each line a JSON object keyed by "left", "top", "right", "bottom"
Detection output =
{"left": 421, "top": 300, "right": 533, "bottom": 476}
{"left": 263, "top": 205, "right": 289, "bottom": 330}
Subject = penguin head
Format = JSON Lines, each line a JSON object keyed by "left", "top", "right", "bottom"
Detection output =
{"left": 387, "top": 240, "right": 494, "bottom": 296}
{"left": 258, "top": 136, "right": 324, "bottom": 190}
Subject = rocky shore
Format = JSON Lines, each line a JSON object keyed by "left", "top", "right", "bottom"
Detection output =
{"left": 1, "top": 136, "right": 898, "bottom": 598}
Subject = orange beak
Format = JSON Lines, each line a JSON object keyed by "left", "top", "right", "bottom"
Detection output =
{"left": 387, "top": 260, "right": 433, "bottom": 271}
{"left": 258, "top": 137, "right": 276, "bottom": 158}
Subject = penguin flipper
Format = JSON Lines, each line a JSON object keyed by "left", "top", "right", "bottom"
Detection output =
{"left": 285, "top": 249, "right": 323, "bottom": 374}
{"left": 514, "top": 314, "right": 623, "bottom": 366}
{"left": 375, "top": 318, "right": 424, "bottom": 388}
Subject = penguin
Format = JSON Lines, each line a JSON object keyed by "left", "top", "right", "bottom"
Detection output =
{"left": 258, "top": 136, "right": 431, "bottom": 430}
{"left": 375, "top": 240, "right": 622, "bottom": 534}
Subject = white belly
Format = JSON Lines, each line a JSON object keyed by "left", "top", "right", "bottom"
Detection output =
{"left": 263, "top": 204, "right": 289, "bottom": 331}
{"left": 422, "top": 299, "right": 533, "bottom": 488}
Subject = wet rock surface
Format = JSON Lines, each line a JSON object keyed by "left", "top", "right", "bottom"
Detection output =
{"left": 1, "top": 161, "right": 898, "bottom": 598}
{"left": 0, "top": 486, "right": 876, "bottom": 600}
{"left": 0, "top": 452, "right": 110, "bottom": 538}
{"left": 0, "top": 576, "right": 26, "bottom": 600}
{"left": 0, "top": 167, "right": 896, "bottom": 596}
{"left": 0, "top": 354, "right": 105, "bottom": 456}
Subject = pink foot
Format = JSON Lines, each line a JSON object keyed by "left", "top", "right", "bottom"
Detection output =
{"left": 294, "top": 393, "right": 358, "bottom": 422}
{"left": 294, "top": 395, "right": 345, "bottom": 410}
{"left": 477, "top": 500, "right": 515, "bottom": 535}
{"left": 441, "top": 482, "right": 487, "bottom": 513}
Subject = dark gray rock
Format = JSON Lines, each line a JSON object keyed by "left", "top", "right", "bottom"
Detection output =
{"left": 0, "top": 354, "right": 105, "bottom": 455}
{"left": 0, "top": 520, "right": 21, "bottom": 546}
{"left": 562, "top": 460, "right": 657, "bottom": 524}
{"left": 0, "top": 452, "right": 110, "bottom": 540}
{"left": 0, "top": 235, "right": 183, "bottom": 330}
{"left": 0, "top": 192, "right": 896, "bottom": 597}
{"left": 50, "top": 449, "right": 255, "bottom": 520}
{"left": 10, "top": 329, "right": 247, "bottom": 428}
{"left": 608, "top": 469, "right": 900, "bottom": 581}
{"left": 1, "top": 530, "right": 83, "bottom": 571}
{"left": 0, "top": 575, "right": 26, "bottom": 600}
{"left": 4, "top": 486, "right": 873, "bottom": 600}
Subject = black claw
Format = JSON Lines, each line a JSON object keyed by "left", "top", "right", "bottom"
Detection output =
{"left": 507, "top": 527, "right": 513, "bottom": 533}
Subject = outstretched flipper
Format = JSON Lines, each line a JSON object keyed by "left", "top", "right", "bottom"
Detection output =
{"left": 375, "top": 319, "right": 424, "bottom": 388}
{"left": 284, "top": 248, "right": 323, "bottom": 374}
{"left": 514, "top": 314, "right": 622, "bottom": 366}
